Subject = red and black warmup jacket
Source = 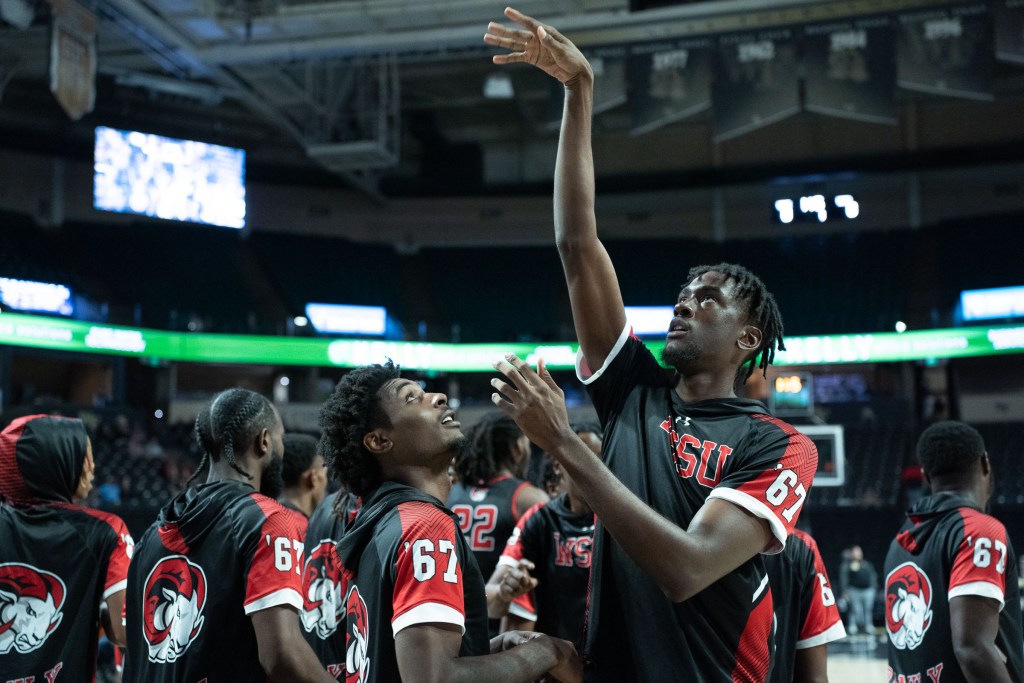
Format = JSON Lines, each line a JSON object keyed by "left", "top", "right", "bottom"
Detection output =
{"left": 337, "top": 482, "right": 489, "bottom": 683}
{"left": 0, "top": 414, "right": 133, "bottom": 683}
{"left": 884, "top": 491, "right": 1023, "bottom": 683}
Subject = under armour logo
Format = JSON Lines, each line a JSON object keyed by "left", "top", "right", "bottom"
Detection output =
{"left": 675, "top": 416, "right": 691, "bottom": 427}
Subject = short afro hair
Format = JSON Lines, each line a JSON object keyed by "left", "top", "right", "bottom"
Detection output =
{"left": 916, "top": 421, "right": 986, "bottom": 479}
{"left": 318, "top": 362, "right": 400, "bottom": 498}
{"left": 281, "top": 433, "right": 319, "bottom": 487}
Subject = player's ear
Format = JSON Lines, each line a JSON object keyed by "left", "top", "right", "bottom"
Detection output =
{"left": 363, "top": 428, "right": 393, "bottom": 456}
{"left": 737, "top": 324, "right": 762, "bottom": 352}
{"left": 254, "top": 428, "right": 271, "bottom": 457}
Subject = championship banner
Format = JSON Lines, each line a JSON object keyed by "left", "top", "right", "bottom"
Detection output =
{"left": 48, "top": 0, "right": 98, "bottom": 120}
{"left": 993, "top": 0, "right": 1024, "bottom": 64}
{"left": 803, "top": 17, "right": 897, "bottom": 125}
{"left": 628, "top": 37, "right": 713, "bottom": 136}
{"left": 713, "top": 28, "right": 800, "bottom": 142}
{"left": 896, "top": 4, "right": 992, "bottom": 100}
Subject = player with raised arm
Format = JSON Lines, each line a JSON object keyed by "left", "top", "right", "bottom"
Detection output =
{"left": 486, "top": 8, "right": 817, "bottom": 681}
{"left": 0, "top": 415, "right": 133, "bottom": 683}
{"left": 884, "top": 421, "right": 1022, "bottom": 683}
{"left": 123, "top": 388, "right": 336, "bottom": 683}
{"left": 318, "top": 362, "right": 581, "bottom": 683}
{"left": 765, "top": 526, "right": 846, "bottom": 683}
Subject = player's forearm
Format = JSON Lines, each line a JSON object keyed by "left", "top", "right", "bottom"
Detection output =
{"left": 262, "top": 645, "right": 338, "bottom": 683}
{"left": 546, "top": 435, "right": 708, "bottom": 602}
{"left": 553, "top": 73, "right": 596, "bottom": 253}
{"left": 955, "top": 642, "right": 1013, "bottom": 683}
{"left": 426, "top": 640, "right": 560, "bottom": 683}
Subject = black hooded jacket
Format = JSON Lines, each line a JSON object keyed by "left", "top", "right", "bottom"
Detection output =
{"left": 336, "top": 481, "right": 488, "bottom": 683}
{"left": 0, "top": 414, "right": 133, "bottom": 683}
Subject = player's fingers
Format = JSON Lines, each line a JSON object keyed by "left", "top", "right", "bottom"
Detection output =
{"left": 518, "top": 559, "right": 536, "bottom": 571}
{"left": 490, "top": 376, "right": 518, "bottom": 403}
{"left": 505, "top": 354, "right": 542, "bottom": 386}
{"left": 536, "top": 358, "right": 562, "bottom": 394}
{"left": 505, "top": 6, "right": 542, "bottom": 31}
{"left": 494, "top": 357, "right": 531, "bottom": 390}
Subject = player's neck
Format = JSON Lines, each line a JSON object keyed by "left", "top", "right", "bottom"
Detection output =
{"left": 386, "top": 465, "right": 452, "bottom": 504}
{"left": 672, "top": 369, "right": 737, "bottom": 403}
{"left": 566, "top": 491, "right": 592, "bottom": 516}
{"left": 279, "top": 489, "right": 313, "bottom": 517}
{"left": 207, "top": 459, "right": 260, "bottom": 490}
{"left": 929, "top": 480, "right": 986, "bottom": 508}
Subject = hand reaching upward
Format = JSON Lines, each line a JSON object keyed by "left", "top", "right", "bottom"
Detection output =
{"left": 484, "top": 7, "right": 593, "bottom": 87}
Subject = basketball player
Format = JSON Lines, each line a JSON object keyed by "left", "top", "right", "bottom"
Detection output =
{"left": 0, "top": 414, "right": 133, "bottom": 683}
{"left": 318, "top": 362, "right": 581, "bottom": 682}
{"left": 486, "top": 9, "right": 817, "bottom": 680}
{"left": 300, "top": 488, "right": 361, "bottom": 677}
{"left": 765, "top": 526, "right": 845, "bottom": 683}
{"left": 487, "top": 426, "right": 599, "bottom": 647}
{"left": 278, "top": 432, "right": 329, "bottom": 536}
{"left": 123, "top": 388, "right": 335, "bottom": 683}
{"left": 884, "top": 421, "right": 1022, "bottom": 682}
{"left": 447, "top": 413, "right": 548, "bottom": 635}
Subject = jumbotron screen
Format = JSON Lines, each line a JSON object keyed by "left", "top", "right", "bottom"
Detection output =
{"left": 93, "top": 126, "right": 246, "bottom": 229}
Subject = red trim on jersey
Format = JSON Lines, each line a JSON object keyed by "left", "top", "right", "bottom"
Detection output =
{"left": 949, "top": 508, "right": 1009, "bottom": 600}
{"left": 0, "top": 415, "right": 34, "bottom": 502}
{"left": 509, "top": 481, "right": 532, "bottom": 520}
{"left": 792, "top": 529, "right": 843, "bottom": 644}
{"left": 740, "top": 415, "right": 818, "bottom": 536}
{"left": 732, "top": 586, "right": 774, "bottom": 683}
{"left": 280, "top": 506, "right": 309, "bottom": 542}
{"left": 159, "top": 523, "right": 190, "bottom": 554}
{"left": 72, "top": 505, "right": 134, "bottom": 594}
{"left": 500, "top": 501, "right": 545, "bottom": 565}
{"left": 486, "top": 474, "right": 512, "bottom": 486}
{"left": 244, "top": 493, "right": 305, "bottom": 611}
{"left": 392, "top": 501, "right": 466, "bottom": 630}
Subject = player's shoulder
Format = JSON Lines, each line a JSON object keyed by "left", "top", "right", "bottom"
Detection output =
{"left": 395, "top": 499, "right": 455, "bottom": 530}
{"left": 789, "top": 527, "right": 818, "bottom": 551}
{"left": 58, "top": 502, "right": 129, "bottom": 536}
{"left": 957, "top": 506, "right": 1009, "bottom": 539}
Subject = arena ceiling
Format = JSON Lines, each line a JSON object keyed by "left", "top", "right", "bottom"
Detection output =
{"left": 3, "top": 0, "right": 1024, "bottom": 205}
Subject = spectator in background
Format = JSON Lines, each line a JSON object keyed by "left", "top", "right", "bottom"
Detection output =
{"left": 840, "top": 544, "right": 877, "bottom": 635}
{"left": 447, "top": 413, "right": 549, "bottom": 637}
{"left": 278, "top": 433, "right": 328, "bottom": 537}
{"left": 0, "top": 415, "right": 133, "bottom": 682}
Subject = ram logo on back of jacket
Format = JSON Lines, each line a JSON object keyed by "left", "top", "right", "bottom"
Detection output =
{"left": 142, "top": 555, "right": 208, "bottom": 663}
{"left": 0, "top": 562, "right": 66, "bottom": 654}
{"left": 885, "top": 561, "right": 934, "bottom": 651}
{"left": 301, "top": 540, "right": 346, "bottom": 639}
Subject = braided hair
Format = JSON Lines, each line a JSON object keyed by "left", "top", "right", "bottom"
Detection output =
{"left": 318, "top": 362, "right": 401, "bottom": 498}
{"left": 454, "top": 413, "right": 523, "bottom": 487}
{"left": 685, "top": 263, "right": 785, "bottom": 384}
{"left": 187, "top": 388, "right": 277, "bottom": 485}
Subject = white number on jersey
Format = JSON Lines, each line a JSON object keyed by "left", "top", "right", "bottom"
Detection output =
{"left": 817, "top": 572, "right": 836, "bottom": 607}
{"left": 269, "top": 535, "right": 304, "bottom": 574}
{"left": 765, "top": 469, "right": 807, "bottom": 522}
{"left": 410, "top": 538, "right": 460, "bottom": 584}
{"left": 971, "top": 536, "right": 1008, "bottom": 573}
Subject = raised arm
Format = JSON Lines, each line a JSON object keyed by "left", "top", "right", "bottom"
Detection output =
{"left": 395, "top": 623, "right": 580, "bottom": 683}
{"left": 492, "top": 356, "right": 772, "bottom": 602}
{"left": 486, "top": 7, "right": 626, "bottom": 369}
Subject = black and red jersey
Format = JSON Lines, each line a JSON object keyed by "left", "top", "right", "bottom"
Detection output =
{"left": 337, "top": 482, "right": 488, "bottom": 683}
{"left": 884, "top": 491, "right": 1023, "bottom": 683}
{"left": 301, "top": 490, "right": 361, "bottom": 679}
{"left": 279, "top": 499, "right": 311, "bottom": 540}
{"left": 765, "top": 528, "right": 845, "bottom": 683}
{"left": 447, "top": 474, "right": 533, "bottom": 583}
{"left": 579, "top": 329, "right": 818, "bottom": 683}
{"left": 0, "top": 503, "right": 133, "bottom": 682}
{"left": 498, "top": 494, "right": 593, "bottom": 647}
{"left": 123, "top": 480, "right": 306, "bottom": 683}
{"left": 0, "top": 413, "right": 134, "bottom": 683}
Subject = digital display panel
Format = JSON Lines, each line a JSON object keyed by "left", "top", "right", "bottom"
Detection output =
{"left": 94, "top": 126, "right": 246, "bottom": 229}
{"left": 0, "top": 277, "right": 73, "bottom": 316}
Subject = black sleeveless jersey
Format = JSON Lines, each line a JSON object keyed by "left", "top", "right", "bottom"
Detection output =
{"left": 301, "top": 490, "right": 361, "bottom": 679}
{"left": 447, "top": 474, "right": 533, "bottom": 583}
{"left": 498, "top": 494, "right": 594, "bottom": 647}
{"left": 884, "top": 491, "right": 1023, "bottom": 683}
{"left": 579, "top": 329, "right": 818, "bottom": 683}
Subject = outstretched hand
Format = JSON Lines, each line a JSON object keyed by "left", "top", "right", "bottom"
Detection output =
{"left": 484, "top": 7, "right": 593, "bottom": 86}
{"left": 491, "top": 354, "right": 574, "bottom": 455}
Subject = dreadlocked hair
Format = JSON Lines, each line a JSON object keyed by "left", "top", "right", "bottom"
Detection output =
{"left": 187, "top": 388, "right": 277, "bottom": 485}
{"left": 686, "top": 262, "right": 785, "bottom": 384}
{"left": 455, "top": 412, "right": 523, "bottom": 487}
{"left": 318, "top": 362, "right": 400, "bottom": 499}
